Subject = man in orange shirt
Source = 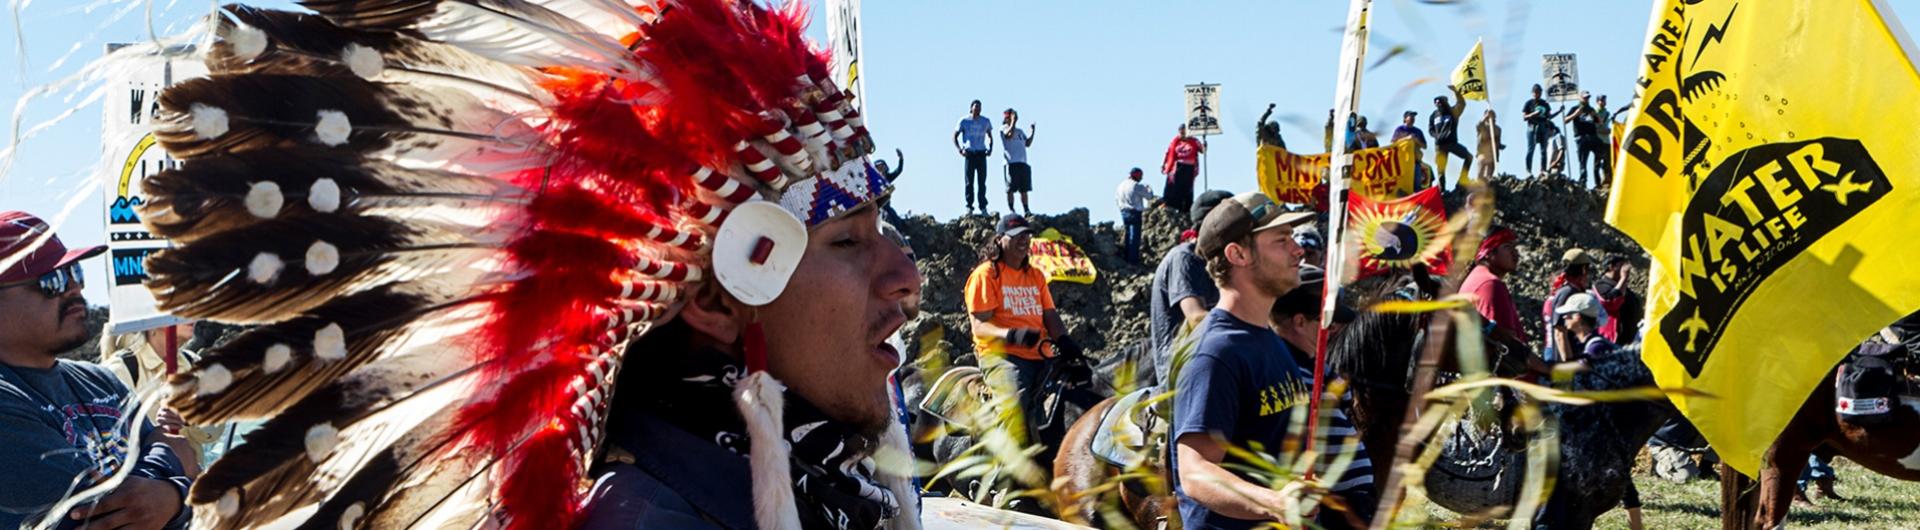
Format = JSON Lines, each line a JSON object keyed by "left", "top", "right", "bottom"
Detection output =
{"left": 966, "top": 214, "right": 1078, "bottom": 447}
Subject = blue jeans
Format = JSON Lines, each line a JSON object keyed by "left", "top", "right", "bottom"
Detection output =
{"left": 1799, "top": 453, "right": 1834, "bottom": 489}
{"left": 1121, "top": 209, "right": 1143, "bottom": 264}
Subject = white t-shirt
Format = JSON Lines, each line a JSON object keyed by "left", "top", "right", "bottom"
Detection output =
{"left": 1003, "top": 128, "right": 1030, "bottom": 164}
{"left": 1115, "top": 178, "right": 1154, "bottom": 212}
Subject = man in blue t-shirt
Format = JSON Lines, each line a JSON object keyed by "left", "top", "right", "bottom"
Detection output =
{"left": 1169, "top": 192, "right": 1313, "bottom": 529}
{"left": 952, "top": 100, "right": 995, "bottom": 215}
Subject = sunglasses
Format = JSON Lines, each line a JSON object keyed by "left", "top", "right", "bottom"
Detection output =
{"left": 0, "top": 262, "right": 84, "bottom": 298}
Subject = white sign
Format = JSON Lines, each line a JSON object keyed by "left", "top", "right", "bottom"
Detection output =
{"left": 100, "top": 44, "right": 204, "bottom": 335}
{"left": 1183, "top": 83, "right": 1222, "bottom": 136}
{"left": 1542, "top": 53, "right": 1580, "bottom": 102}
{"left": 825, "top": 0, "right": 867, "bottom": 116}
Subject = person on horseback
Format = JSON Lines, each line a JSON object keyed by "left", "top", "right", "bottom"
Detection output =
{"left": 1268, "top": 266, "right": 1376, "bottom": 527}
{"left": 1170, "top": 191, "right": 1319, "bottom": 529}
{"left": 1462, "top": 226, "right": 1528, "bottom": 345}
{"left": 965, "top": 214, "right": 1083, "bottom": 449}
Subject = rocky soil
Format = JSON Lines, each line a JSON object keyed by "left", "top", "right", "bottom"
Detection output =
{"left": 896, "top": 174, "right": 1648, "bottom": 359}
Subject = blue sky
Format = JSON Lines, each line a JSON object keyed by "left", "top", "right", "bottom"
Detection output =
{"left": 4, "top": 1, "right": 1917, "bottom": 303}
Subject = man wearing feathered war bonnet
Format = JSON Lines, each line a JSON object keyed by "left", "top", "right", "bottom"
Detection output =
{"left": 125, "top": 0, "right": 924, "bottom": 529}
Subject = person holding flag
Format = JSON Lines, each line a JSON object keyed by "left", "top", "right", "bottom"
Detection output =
{"left": 1427, "top": 85, "right": 1471, "bottom": 191}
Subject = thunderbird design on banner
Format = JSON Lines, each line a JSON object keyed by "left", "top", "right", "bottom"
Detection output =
{"left": 1608, "top": 0, "right": 1920, "bottom": 475}
{"left": 1346, "top": 187, "right": 1449, "bottom": 280}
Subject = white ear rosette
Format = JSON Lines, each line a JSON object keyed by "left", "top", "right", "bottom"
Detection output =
{"left": 711, "top": 200, "right": 807, "bottom": 306}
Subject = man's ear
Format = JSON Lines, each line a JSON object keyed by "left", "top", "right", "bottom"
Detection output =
{"left": 679, "top": 283, "right": 749, "bottom": 344}
{"left": 1226, "top": 241, "right": 1253, "bottom": 268}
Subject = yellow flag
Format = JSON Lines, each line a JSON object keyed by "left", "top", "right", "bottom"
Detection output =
{"left": 1609, "top": 0, "right": 1920, "bottom": 475}
{"left": 1451, "top": 39, "right": 1488, "bottom": 101}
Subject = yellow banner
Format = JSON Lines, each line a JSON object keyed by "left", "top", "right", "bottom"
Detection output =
{"left": 1258, "top": 139, "right": 1419, "bottom": 205}
{"left": 1029, "top": 228, "right": 1097, "bottom": 284}
{"left": 1609, "top": 0, "right": 1920, "bottom": 475}
{"left": 1452, "top": 39, "right": 1488, "bottom": 101}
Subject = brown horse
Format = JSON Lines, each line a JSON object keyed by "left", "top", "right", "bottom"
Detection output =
{"left": 1721, "top": 360, "right": 1920, "bottom": 529}
{"left": 1051, "top": 395, "right": 1177, "bottom": 528}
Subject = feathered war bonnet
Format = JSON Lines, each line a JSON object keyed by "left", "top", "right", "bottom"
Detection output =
{"left": 131, "top": 1, "right": 914, "bottom": 529}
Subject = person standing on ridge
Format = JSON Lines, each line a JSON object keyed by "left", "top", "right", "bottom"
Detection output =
{"left": 1001, "top": 108, "right": 1037, "bottom": 217}
{"left": 1162, "top": 124, "right": 1205, "bottom": 216}
{"left": 954, "top": 99, "right": 995, "bottom": 215}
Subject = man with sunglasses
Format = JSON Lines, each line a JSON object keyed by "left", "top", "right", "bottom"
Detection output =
{"left": 0, "top": 211, "right": 191, "bottom": 530}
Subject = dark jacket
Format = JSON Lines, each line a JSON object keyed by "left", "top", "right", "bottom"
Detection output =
{"left": 579, "top": 410, "right": 756, "bottom": 529}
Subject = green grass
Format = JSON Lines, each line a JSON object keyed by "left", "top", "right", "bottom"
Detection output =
{"left": 1424, "top": 457, "right": 1920, "bottom": 529}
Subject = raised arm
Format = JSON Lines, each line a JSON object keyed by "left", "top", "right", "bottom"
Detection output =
{"left": 1024, "top": 123, "right": 1036, "bottom": 146}
{"left": 884, "top": 149, "right": 905, "bottom": 180}
{"left": 1449, "top": 85, "right": 1466, "bottom": 117}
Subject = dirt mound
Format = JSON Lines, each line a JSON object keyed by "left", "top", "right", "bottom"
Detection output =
{"left": 898, "top": 174, "right": 1645, "bottom": 359}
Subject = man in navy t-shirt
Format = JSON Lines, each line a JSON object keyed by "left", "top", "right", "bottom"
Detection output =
{"left": 1169, "top": 192, "right": 1313, "bottom": 529}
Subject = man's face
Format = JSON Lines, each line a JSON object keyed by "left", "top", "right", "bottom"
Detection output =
{"left": 1243, "top": 228, "right": 1304, "bottom": 298}
{"left": 1597, "top": 96, "right": 1608, "bottom": 108}
{"left": 1532, "top": 86, "right": 1543, "bottom": 98}
{"left": 1566, "top": 265, "right": 1590, "bottom": 287}
{"left": 757, "top": 206, "right": 922, "bottom": 434}
{"left": 1001, "top": 233, "right": 1032, "bottom": 264}
{"left": 0, "top": 273, "right": 90, "bottom": 358}
{"left": 1433, "top": 97, "right": 1447, "bottom": 109}
{"left": 1178, "top": 125, "right": 1188, "bottom": 137}
{"left": 1491, "top": 243, "right": 1520, "bottom": 273}
{"left": 1403, "top": 114, "right": 1415, "bottom": 126}
{"left": 969, "top": 102, "right": 981, "bottom": 116}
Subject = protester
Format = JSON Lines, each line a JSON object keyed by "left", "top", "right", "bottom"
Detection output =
{"left": 1162, "top": 124, "right": 1205, "bottom": 215}
{"left": 1267, "top": 266, "right": 1375, "bottom": 528}
{"left": 1115, "top": 167, "right": 1158, "bottom": 265}
{"left": 1475, "top": 108, "right": 1504, "bottom": 184}
{"left": 1522, "top": 84, "right": 1558, "bottom": 176}
{"left": 1565, "top": 92, "right": 1605, "bottom": 187}
{"left": 1148, "top": 190, "right": 1233, "bottom": 386}
{"left": 1595, "top": 255, "right": 1642, "bottom": 344}
{"left": 1542, "top": 248, "right": 1604, "bottom": 362}
{"left": 1256, "top": 103, "right": 1287, "bottom": 149}
{"left": 1001, "top": 108, "right": 1038, "bottom": 217}
{"left": 1428, "top": 85, "right": 1472, "bottom": 190}
{"left": 1171, "top": 192, "right": 1315, "bottom": 529}
{"left": 874, "top": 148, "right": 906, "bottom": 182}
{"left": 1593, "top": 94, "right": 1615, "bottom": 186}
{"left": 1294, "top": 226, "right": 1327, "bottom": 269}
{"left": 964, "top": 214, "right": 1080, "bottom": 446}
{"left": 1323, "top": 109, "right": 1336, "bottom": 153}
{"left": 1549, "top": 293, "right": 1645, "bottom": 530}
{"left": 0, "top": 210, "right": 192, "bottom": 530}
{"left": 954, "top": 99, "right": 996, "bottom": 215}
{"left": 1355, "top": 116, "right": 1380, "bottom": 149}
{"left": 587, "top": 199, "right": 924, "bottom": 528}
{"left": 1391, "top": 110, "right": 1427, "bottom": 148}
{"left": 1462, "top": 226, "right": 1530, "bottom": 346}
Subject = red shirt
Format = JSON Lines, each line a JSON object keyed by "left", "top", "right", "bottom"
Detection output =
{"left": 1462, "top": 264, "right": 1528, "bottom": 342}
{"left": 1162, "top": 136, "right": 1204, "bottom": 174}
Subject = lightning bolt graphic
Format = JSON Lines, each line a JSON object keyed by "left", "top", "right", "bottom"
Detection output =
{"left": 1692, "top": 3, "right": 1739, "bottom": 69}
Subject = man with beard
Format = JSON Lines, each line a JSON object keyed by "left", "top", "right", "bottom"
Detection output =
{"left": 1169, "top": 192, "right": 1314, "bottom": 529}
{"left": 0, "top": 211, "right": 193, "bottom": 530}
{"left": 963, "top": 214, "right": 1081, "bottom": 450}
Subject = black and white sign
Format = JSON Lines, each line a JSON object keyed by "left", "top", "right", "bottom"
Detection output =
{"left": 1542, "top": 53, "right": 1580, "bottom": 102}
{"left": 1183, "top": 83, "right": 1222, "bottom": 136}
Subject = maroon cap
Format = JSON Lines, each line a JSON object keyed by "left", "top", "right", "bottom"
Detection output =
{"left": 0, "top": 211, "right": 106, "bottom": 284}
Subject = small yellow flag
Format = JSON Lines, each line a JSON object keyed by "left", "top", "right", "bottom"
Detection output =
{"left": 1451, "top": 39, "right": 1488, "bottom": 101}
{"left": 1609, "top": 0, "right": 1920, "bottom": 475}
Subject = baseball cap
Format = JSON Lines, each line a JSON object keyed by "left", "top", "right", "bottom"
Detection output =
{"left": 1562, "top": 248, "right": 1596, "bottom": 267}
{"left": 1191, "top": 190, "right": 1232, "bottom": 224}
{"left": 1553, "top": 292, "right": 1602, "bottom": 319}
{"left": 0, "top": 211, "right": 106, "bottom": 285}
{"left": 1272, "top": 265, "right": 1358, "bottom": 323}
{"left": 1196, "top": 192, "right": 1314, "bottom": 259}
{"left": 995, "top": 213, "right": 1033, "bottom": 237}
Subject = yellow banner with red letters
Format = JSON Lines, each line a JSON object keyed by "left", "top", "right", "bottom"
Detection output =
{"left": 1258, "top": 138, "right": 1419, "bottom": 206}
{"left": 1608, "top": 0, "right": 1920, "bottom": 475}
{"left": 1028, "top": 228, "right": 1097, "bottom": 284}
